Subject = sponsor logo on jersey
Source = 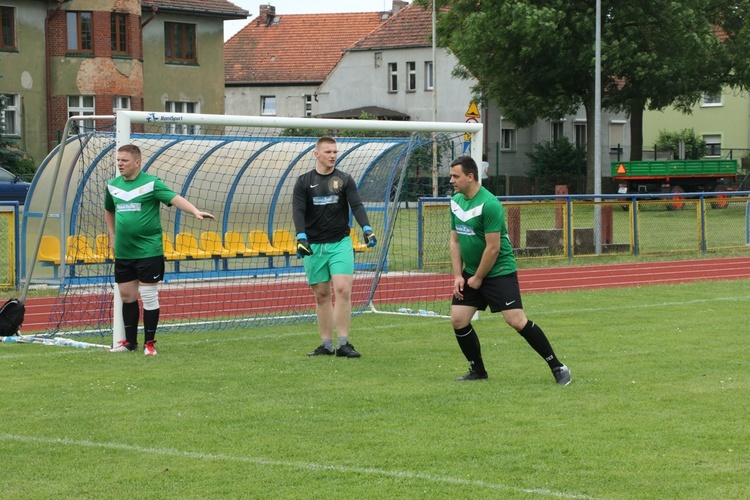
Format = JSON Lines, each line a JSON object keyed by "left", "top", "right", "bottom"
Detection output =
{"left": 313, "top": 195, "right": 339, "bottom": 206}
{"left": 116, "top": 203, "right": 141, "bottom": 212}
{"left": 455, "top": 224, "right": 476, "bottom": 236}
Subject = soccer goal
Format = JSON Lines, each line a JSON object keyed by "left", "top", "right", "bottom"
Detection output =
{"left": 20, "top": 111, "right": 482, "bottom": 346}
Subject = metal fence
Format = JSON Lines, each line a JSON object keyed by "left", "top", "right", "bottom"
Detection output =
{"left": 418, "top": 191, "right": 750, "bottom": 266}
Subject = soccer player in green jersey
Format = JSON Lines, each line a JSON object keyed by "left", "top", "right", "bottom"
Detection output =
{"left": 104, "top": 144, "right": 214, "bottom": 355}
{"left": 448, "top": 155, "right": 571, "bottom": 385}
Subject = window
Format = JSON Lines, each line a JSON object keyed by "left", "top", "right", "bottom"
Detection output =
{"left": 406, "top": 61, "right": 416, "bottom": 92}
{"left": 111, "top": 13, "right": 128, "bottom": 54}
{"left": 164, "top": 22, "right": 196, "bottom": 63}
{"left": 500, "top": 128, "right": 516, "bottom": 151}
{"left": 551, "top": 121, "right": 564, "bottom": 142}
{"left": 425, "top": 61, "right": 434, "bottom": 91}
{"left": 261, "top": 96, "right": 276, "bottom": 116}
{"left": 1, "top": 6, "right": 16, "bottom": 50}
{"left": 704, "top": 135, "right": 721, "bottom": 157}
{"left": 67, "top": 12, "right": 93, "bottom": 52}
{"left": 388, "top": 62, "right": 398, "bottom": 92}
{"left": 68, "top": 95, "right": 95, "bottom": 131}
{"left": 113, "top": 96, "right": 131, "bottom": 113}
{"left": 609, "top": 121, "right": 625, "bottom": 153}
{"left": 575, "top": 122, "right": 587, "bottom": 149}
{"left": 1, "top": 94, "right": 19, "bottom": 136}
{"left": 701, "top": 92, "right": 722, "bottom": 107}
{"left": 164, "top": 101, "right": 199, "bottom": 134}
{"left": 304, "top": 95, "right": 312, "bottom": 118}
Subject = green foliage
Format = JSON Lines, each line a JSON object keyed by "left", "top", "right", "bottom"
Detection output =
{"left": 2, "top": 280, "right": 750, "bottom": 498}
{"left": 655, "top": 128, "right": 707, "bottom": 159}
{"left": 0, "top": 95, "right": 35, "bottom": 177}
{"left": 526, "top": 137, "right": 586, "bottom": 193}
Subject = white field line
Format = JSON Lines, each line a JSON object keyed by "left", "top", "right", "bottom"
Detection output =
{"left": 0, "top": 433, "right": 602, "bottom": 499}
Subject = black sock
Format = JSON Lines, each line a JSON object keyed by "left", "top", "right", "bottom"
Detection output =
{"left": 454, "top": 324, "right": 486, "bottom": 374}
{"left": 143, "top": 308, "right": 159, "bottom": 343}
{"left": 518, "top": 320, "right": 562, "bottom": 369}
{"left": 122, "top": 301, "right": 140, "bottom": 348}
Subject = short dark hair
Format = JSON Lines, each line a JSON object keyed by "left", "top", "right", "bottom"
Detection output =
{"left": 118, "top": 144, "right": 141, "bottom": 160}
{"left": 316, "top": 136, "right": 337, "bottom": 149}
{"left": 450, "top": 155, "right": 478, "bottom": 179}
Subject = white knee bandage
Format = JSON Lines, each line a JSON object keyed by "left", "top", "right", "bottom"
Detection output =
{"left": 139, "top": 286, "right": 160, "bottom": 310}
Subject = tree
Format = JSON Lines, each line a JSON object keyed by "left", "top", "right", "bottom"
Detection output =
{"left": 418, "top": 0, "right": 750, "bottom": 193}
{"left": 654, "top": 129, "right": 707, "bottom": 160}
{"left": 526, "top": 138, "right": 586, "bottom": 194}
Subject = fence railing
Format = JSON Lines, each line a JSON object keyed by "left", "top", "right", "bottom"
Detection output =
{"left": 418, "top": 191, "right": 750, "bottom": 266}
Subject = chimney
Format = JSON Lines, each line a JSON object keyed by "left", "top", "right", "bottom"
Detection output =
{"left": 259, "top": 4, "right": 276, "bottom": 26}
{"left": 392, "top": 1, "right": 408, "bottom": 15}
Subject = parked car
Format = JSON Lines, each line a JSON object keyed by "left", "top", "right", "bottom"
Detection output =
{"left": 0, "top": 166, "right": 31, "bottom": 205}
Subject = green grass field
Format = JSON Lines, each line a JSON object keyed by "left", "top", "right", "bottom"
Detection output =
{"left": 2, "top": 279, "right": 749, "bottom": 498}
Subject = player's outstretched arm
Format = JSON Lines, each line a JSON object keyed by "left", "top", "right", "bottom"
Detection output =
{"left": 170, "top": 195, "right": 215, "bottom": 220}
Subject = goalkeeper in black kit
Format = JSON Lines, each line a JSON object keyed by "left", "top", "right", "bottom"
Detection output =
{"left": 292, "top": 136, "right": 377, "bottom": 358}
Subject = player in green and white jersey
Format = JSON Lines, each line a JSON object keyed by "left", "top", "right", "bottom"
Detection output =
{"left": 448, "top": 155, "right": 571, "bottom": 385}
{"left": 104, "top": 144, "right": 214, "bottom": 355}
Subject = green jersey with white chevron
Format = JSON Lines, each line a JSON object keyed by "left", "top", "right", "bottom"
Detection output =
{"left": 104, "top": 172, "right": 176, "bottom": 259}
{"left": 450, "top": 186, "right": 516, "bottom": 277}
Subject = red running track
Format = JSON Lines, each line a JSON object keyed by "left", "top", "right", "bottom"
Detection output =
{"left": 19, "top": 257, "right": 750, "bottom": 332}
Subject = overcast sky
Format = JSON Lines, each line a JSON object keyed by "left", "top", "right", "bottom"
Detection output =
{"left": 224, "top": 0, "right": 405, "bottom": 40}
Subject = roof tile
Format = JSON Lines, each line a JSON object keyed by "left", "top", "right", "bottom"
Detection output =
{"left": 349, "top": 4, "right": 432, "bottom": 51}
{"left": 143, "top": 0, "right": 248, "bottom": 19}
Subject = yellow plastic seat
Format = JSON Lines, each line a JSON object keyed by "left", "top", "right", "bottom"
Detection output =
{"left": 350, "top": 228, "right": 370, "bottom": 252}
{"left": 175, "top": 232, "right": 211, "bottom": 259}
{"left": 225, "top": 231, "right": 259, "bottom": 257}
{"left": 271, "top": 229, "right": 297, "bottom": 254}
{"left": 94, "top": 233, "right": 114, "bottom": 261}
{"left": 200, "top": 231, "right": 236, "bottom": 258}
{"left": 66, "top": 235, "right": 106, "bottom": 263}
{"left": 162, "top": 233, "right": 187, "bottom": 260}
{"left": 248, "top": 230, "right": 284, "bottom": 256}
{"left": 37, "top": 235, "right": 62, "bottom": 265}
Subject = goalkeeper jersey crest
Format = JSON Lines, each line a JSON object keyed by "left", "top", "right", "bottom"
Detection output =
{"left": 105, "top": 172, "right": 176, "bottom": 259}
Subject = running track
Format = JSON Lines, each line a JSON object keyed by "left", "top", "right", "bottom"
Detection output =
{"left": 19, "top": 257, "right": 750, "bottom": 332}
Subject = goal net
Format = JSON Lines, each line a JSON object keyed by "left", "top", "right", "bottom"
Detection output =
{"left": 21, "top": 111, "right": 482, "bottom": 346}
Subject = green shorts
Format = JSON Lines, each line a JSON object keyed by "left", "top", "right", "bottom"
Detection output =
{"left": 303, "top": 236, "right": 354, "bottom": 285}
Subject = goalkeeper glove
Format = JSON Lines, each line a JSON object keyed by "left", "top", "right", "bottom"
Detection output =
{"left": 296, "top": 233, "right": 313, "bottom": 258}
{"left": 362, "top": 225, "right": 377, "bottom": 248}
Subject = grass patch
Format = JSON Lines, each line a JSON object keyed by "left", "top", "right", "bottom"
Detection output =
{"left": 2, "top": 280, "right": 750, "bottom": 498}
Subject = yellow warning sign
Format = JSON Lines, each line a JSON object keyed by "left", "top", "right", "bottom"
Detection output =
{"left": 465, "top": 102, "right": 480, "bottom": 118}
{"left": 616, "top": 164, "right": 626, "bottom": 174}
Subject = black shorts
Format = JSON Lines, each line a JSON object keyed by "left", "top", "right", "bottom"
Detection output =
{"left": 114, "top": 256, "right": 165, "bottom": 284}
{"left": 451, "top": 270, "right": 523, "bottom": 313}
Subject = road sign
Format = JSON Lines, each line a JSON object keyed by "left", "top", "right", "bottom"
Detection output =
{"left": 465, "top": 102, "right": 480, "bottom": 118}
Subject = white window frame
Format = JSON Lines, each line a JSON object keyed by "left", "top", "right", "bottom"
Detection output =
{"left": 388, "top": 62, "right": 398, "bottom": 92}
{"left": 164, "top": 100, "right": 199, "bottom": 134}
{"left": 406, "top": 61, "right": 417, "bottom": 92}
{"left": 703, "top": 134, "right": 722, "bottom": 157}
{"left": 424, "top": 61, "right": 434, "bottom": 91}
{"left": 1, "top": 93, "right": 20, "bottom": 136}
{"left": 113, "top": 96, "right": 131, "bottom": 113}
{"left": 68, "top": 95, "right": 95, "bottom": 131}
{"left": 304, "top": 95, "right": 312, "bottom": 118}
{"left": 575, "top": 122, "right": 587, "bottom": 149}
{"left": 261, "top": 96, "right": 276, "bottom": 116}
{"left": 701, "top": 92, "right": 722, "bottom": 107}
{"left": 500, "top": 128, "right": 516, "bottom": 151}
{"left": 609, "top": 121, "right": 626, "bottom": 153}
{"left": 551, "top": 120, "right": 564, "bottom": 142}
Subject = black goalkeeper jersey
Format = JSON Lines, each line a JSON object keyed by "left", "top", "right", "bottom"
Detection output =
{"left": 292, "top": 168, "right": 371, "bottom": 244}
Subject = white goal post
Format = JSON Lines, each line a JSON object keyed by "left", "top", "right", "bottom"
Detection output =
{"left": 23, "top": 110, "right": 482, "bottom": 347}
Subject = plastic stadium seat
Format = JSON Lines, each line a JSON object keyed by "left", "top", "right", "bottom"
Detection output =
{"left": 66, "top": 235, "right": 106, "bottom": 263}
{"left": 350, "top": 228, "right": 370, "bottom": 252}
{"left": 37, "top": 235, "right": 62, "bottom": 265}
{"left": 247, "top": 230, "right": 284, "bottom": 256}
{"left": 225, "top": 231, "right": 259, "bottom": 257}
{"left": 162, "top": 233, "right": 187, "bottom": 260}
{"left": 95, "top": 233, "right": 114, "bottom": 261}
{"left": 271, "top": 229, "right": 297, "bottom": 254}
{"left": 175, "top": 232, "right": 211, "bottom": 259}
{"left": 200, "top": 231, "right": 236, "bottom": 258}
